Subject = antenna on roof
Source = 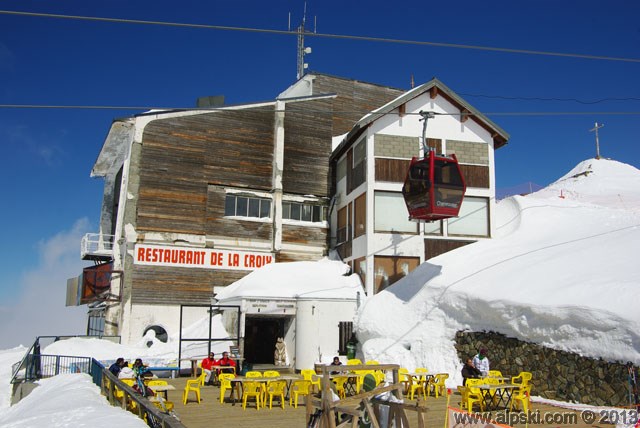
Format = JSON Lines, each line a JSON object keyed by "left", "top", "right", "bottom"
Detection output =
{"left": 589, "top": 122, "right": 604, "bottom": 159}
{"left": 295, "top": 2, "right": 314, "bottom": 80}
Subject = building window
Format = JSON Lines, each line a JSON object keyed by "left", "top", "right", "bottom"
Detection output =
{"left": 352, "top": 138, "right": 367, "bottom": 189}
{"left": 374, "top": 256, "right": 420, "bottom": 293}
{"left": 338, "top": 321, "right": 354, "bottom": 355}
{"left": 225, "top": 194, "right": 271, "bottom": 218}
{"left": 447, "top": 196, "right": 489, "bottom": 237}
{"left": 354, "top": 193, "right": 366, "bottom": 238}
{"left": 283, "top": 202, "right": 326, "bottom": 222}
{"left": 374, "top": 191, "right": 417, "bottom": 233}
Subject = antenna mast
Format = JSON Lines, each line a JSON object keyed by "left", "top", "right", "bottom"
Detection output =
{"left": 295, "top": 2, "right": 313, "bottom": 79}
{"left": 589, "top": 122, "right": 604, "bottom": 159}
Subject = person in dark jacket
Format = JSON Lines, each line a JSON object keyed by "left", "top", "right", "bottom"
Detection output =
{"left": 461, "top": 357, "right": 482, "bottom": 385}
{"left": 109, "top": 357, "right": 125, "bottom": 376}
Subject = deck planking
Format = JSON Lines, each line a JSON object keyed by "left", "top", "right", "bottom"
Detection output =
{"left": 158, "top": 377, "right": 612, "bottom": 428}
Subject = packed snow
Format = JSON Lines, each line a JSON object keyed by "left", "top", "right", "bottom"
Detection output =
{"left": 0, "top": 157, "right": 638, "bottom": 427}
{"left": 356, "top": 158, "right": 640, "bottom": 384}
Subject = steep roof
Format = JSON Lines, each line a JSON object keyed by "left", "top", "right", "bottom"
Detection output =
{"left": 331, "top": 78, "right": 510, "bottom": 161}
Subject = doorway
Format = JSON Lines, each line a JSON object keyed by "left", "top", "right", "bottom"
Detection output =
{"left": 244, "top": 317, "right": 285, "bottom": 364}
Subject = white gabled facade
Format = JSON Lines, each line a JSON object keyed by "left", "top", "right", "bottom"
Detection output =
{"left": 330, "top": 79, "right": 509, "bottom": 296}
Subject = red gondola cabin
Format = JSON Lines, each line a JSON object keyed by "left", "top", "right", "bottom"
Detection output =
{"left": 402, "top": 151, "right": 466, "bottom": 221}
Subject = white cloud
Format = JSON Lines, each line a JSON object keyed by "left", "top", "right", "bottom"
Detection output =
{"left": 0, "top": 219, "right": 93, "bottom": 349}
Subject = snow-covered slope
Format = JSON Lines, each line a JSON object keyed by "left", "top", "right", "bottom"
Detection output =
{"left": 356, "top": 158, "right": 640, "bottom": 383}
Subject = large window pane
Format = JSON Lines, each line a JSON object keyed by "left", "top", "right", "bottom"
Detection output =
{"left": 374, "top": 192, "right": 417, "bottom": 233}
{"left": 236, "top": 197, "right": 248, "bottom": 216}
{"left": 282, "top": 202, "right": 291, "bottom": 219}
{"left": 448, "top": 197, "right": 489, "bottom": 237}
{"left": 260, "top": 200, "right": 271, "bottom": 218}
{"left": 301, "top": 205, "right": 312, "bottom": 222}
{"left": 290, "top": 203, "right": 301, "bottom": 220}
{"left": 224, "top": 196, "right": 236, "bottom": 216}
{"left": 248, "top": 198, "right": 260, "bottom": 217}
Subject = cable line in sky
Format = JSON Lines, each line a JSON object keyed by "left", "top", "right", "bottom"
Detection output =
{"left": 1, "top": 9, "right": 640, "bottom": 64}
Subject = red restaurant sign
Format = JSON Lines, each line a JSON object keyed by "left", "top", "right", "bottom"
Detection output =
{"left": 134, "top": 244, "right": 274, "bottom": 271}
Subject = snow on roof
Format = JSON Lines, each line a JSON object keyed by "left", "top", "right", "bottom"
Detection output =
{"left": 214, "top": 258, "right": 363, "bottom": 301}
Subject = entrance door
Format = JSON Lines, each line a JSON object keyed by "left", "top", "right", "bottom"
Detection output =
{"left": 244, "top": 317, "right": 284, "bottom": 365}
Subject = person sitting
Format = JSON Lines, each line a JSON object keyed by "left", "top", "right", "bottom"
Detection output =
{"left": 330, "top": 356, "right": 342, "bottom": 375}
{"left": 461, "top": 357, "right": 482, "bottom": 385}
{"left": 201, "top": 352, "right": 217, "bottom": 385}
{"left": 109, "top": 357, "right": 125, "bottom": 377}
{"left": 132, "top": 358, "right": 153, "bottom": 378}
{"left": 216, "top": 351, "right": 236, "bottom": 375}
{"left": 472, "top": 348, "right": 490, "bottom": 378}
{"left": 118, "top": 361, "right": 134, "bottom": 379}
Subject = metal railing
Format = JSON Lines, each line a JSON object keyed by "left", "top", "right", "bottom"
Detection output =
{"left": 81, "top": 233, "right": 115, "bottom": 259}
{"left": 10, "top": 335, "right": 120, "bottom": 384}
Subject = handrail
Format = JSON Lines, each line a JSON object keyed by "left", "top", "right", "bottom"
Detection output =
{"left": 100, "top": 365, "right": 186, "bottom": 428}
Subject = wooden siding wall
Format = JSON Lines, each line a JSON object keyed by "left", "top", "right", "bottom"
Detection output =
{"left": 138, "top": 108, "right": 276, "bottom": 234}
{"left": 312, "top": 75, "right": 403, "bottom": 135}
{"left": 281, "top": 224, "right": 328, "bottom": 248}
{"left": 283, "top": 99, "right": 333, "bottom": 196}
{"left": 131, "top": 265, "right": 246, "bottom": 305}
{"left": 206, "top": 186, "right": 273, "bottom": 241}
{"left": 460, "top": 164, "right": 490, "bottom": 188}
{"left": 424, "top": 238, "right": 475, "bottom": 260}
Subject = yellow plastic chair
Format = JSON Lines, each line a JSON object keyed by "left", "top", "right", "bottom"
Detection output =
{"left": 263, "top": 370, "right": 280, "bottom": 377}
{"left": 242, "top": 381, "right": 263, "bottom": 410}
{"left": 333, "top": 376, "right": 349, "bottom": 399}
{"left": 488, "top": 370, "right": 504, "bottom": 381}
{"left": 354, "top": 369, "right": 374, "bottom": 393}
{"left": 183, "top": 377, "right": 202, "bottom": 405}
{"left": 266, "top": 380, "right": 286, "bottom": 409}
{"left": 245, "top": 371, "right": 263, "bottom": 377}
{"left": 301, "top": 369, "right": 321, "bottom": 392}
{"left": 373, "top": 370, "right": 386, "bottom": 385}
{"left": 512, "top": 371, "right": 533, "bottom": 386}
{"left": 365, "top": 360, "right": 379, "bottom": 365}
{"left": 463, "top": 383, "right": 485, "bottom": 412}
{"left": 289, "top": 380, "right": 311, "bottom": 408}
{"left": 219, "top": 373, "right": 235, "bottom": 404}
{"left": 399, "top": 368, "right": 411, "bottom": 394}
{"left": 431, "top": 373, "right": 449, "bottom": 398}
{"left": 347, "top": 358, "right": 363, "bottom": 366}
{"left": 407, "top": 374, "right": 426, "bottom": 400}
{"left": 510, "top": 383, "right": 532, "bottom": 413}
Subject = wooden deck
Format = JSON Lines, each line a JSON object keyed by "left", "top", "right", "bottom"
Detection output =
{"left": 160, "top": 377, "right": 613, "bottom": 428}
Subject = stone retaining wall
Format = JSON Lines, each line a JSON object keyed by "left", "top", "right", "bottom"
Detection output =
{"left": 455, "top": 331, "right": 632, "bottom": 407}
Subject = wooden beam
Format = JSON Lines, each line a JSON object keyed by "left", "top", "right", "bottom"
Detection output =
{"left": 430, "top": 87, "right": 438, "bottom": 99}
{"left": 461, "top": 109, "right": 470, "bottom": 123}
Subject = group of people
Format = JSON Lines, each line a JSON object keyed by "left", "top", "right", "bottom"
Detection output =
{"left": 108, "top": 357, "right": 152, "bottom": 379}
{"left": 201, "top": 351, "right": 236, "bottom": 385}
{"left": 461, "top": 348, "right": 490, "bottom": 385}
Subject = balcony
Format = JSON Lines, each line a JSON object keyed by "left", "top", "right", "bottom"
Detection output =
{"left": 81, "top": 233, "right": 115, "bottom": 261}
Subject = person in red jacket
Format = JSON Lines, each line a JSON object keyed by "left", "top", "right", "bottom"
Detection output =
{"left": 201, "top": 352, "right": 217, "bottom": 385}
{"left": 216, "top": 351, "right": 236, "bottom": 375}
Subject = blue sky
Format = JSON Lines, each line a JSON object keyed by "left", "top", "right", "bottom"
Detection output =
{"left": 0, "top": 1, "right": 638, "bottom": 347}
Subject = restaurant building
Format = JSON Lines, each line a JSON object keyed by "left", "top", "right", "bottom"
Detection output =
{"left": 67, "top": 73, "right": 509, "bottom": 366}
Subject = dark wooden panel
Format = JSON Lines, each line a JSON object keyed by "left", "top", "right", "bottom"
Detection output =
{"left": 202, "top": 108, "right": 275, "bottom": 189}
{"left": 131, "top": 265, "right": 247, "bottom": 305}
{"left": 424, "top": 238, "right": 475, "bottom": 260}
{"left": 375, "top": 158, "right": 410, "bottom": 183}
{"left": 138, "top": 119, "right": 207, "bottom": 234}
{"left": 275, "top": 252, "right": 324, "bottom": 263}
{"left": 460, "top": 164, "right": 490, "bottom": 188}
{"left": 281, "top": 224, "right": 328, "bottom": 247}
{"left": 312, "top": 75, "right": 404, "bottom": 135}
{"left": 283, "top": 99, "right": 333, "bottom": 196}
{"left": 205, "top": 186, "right": 273, "bottom": 241}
